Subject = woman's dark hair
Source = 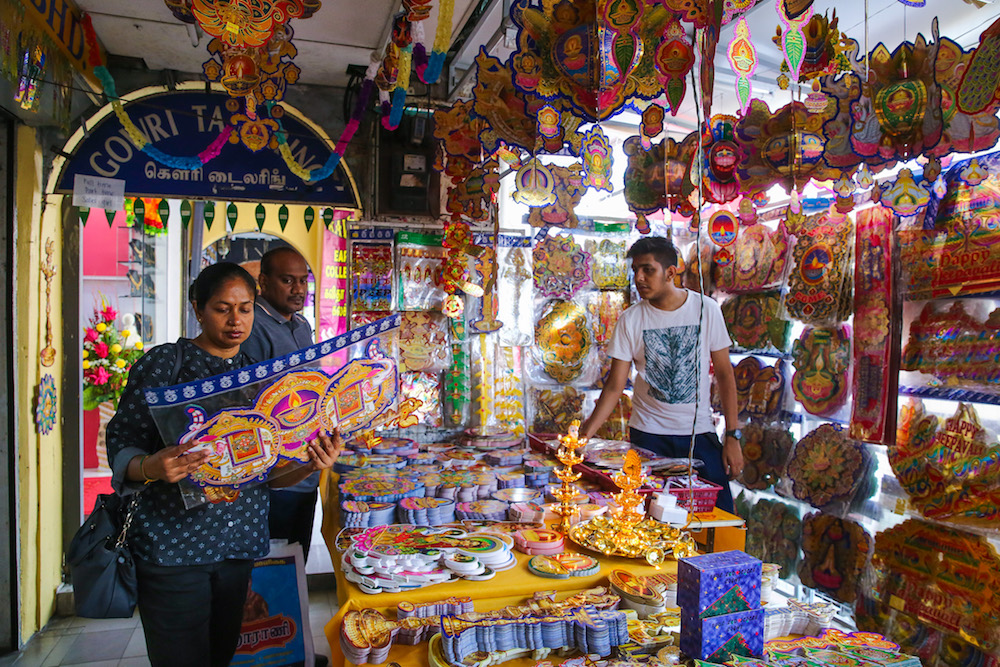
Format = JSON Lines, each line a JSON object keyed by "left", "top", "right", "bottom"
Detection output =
{"left": 626, "top": 237, "right": 679, "bottom": 270}
{"left": 188, "top": 262, "right": 257, "bottom": 310}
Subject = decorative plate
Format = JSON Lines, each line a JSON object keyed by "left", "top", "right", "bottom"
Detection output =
{"left": 532, "top": 234, "right": 592, "bottom": 300}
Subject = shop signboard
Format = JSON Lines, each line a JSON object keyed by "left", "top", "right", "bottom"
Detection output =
{"left": 57, "top": 89, "right": 360, "bottom": 207}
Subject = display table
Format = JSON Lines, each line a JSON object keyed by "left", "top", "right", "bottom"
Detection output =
{"left": 319, "top": 472, "right": 747, "bottom": 667}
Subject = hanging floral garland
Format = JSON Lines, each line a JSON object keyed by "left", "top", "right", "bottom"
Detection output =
{"left": 82, "top": 15, "right": 231, "bottom": 170}
{"left": 415, "top": 0, "right": 453, "bottom": 85}
{"left": 275, "top": 61, "right": 378, "bottom": 181}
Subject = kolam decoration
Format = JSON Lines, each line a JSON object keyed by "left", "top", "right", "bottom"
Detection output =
{"left": 721, "top": 292, "right": 790, "bottom": 352}
{"left": 851, "top": 205, "right": 898, "bottom": 445}
{"left": 532, "top": 234, "right": 592, "bottom": 299}
{"left": 783, "top": 211, "right": 854, "bottom": 326}
{"left": 35, "top": 374, "right": 57, "bottom": 436}
{"left": 786, "top": 424, "right": 870, "bottom": 509}
{"left": 420, "top": 468, "right": 499, "bottom": 501}
{"left": 739, "top": 424, "right": 794, "bottom": 490}
{"left": 891, "top": 400, "right": 1000, "bottom": 526}
{"left": 868, "top": 519, "right": 1000, "bottom": 653}
{"left": 339, "top": 470, "right": 424, "bottom": 503}
{"left": 791, "top": 325, "right": 851, "bottom": 417}
{"left": 798, "top": 513, "right": 871, "bottom": 604}
{"left": 534, "top": 300, "right": 592, "bottom": 384}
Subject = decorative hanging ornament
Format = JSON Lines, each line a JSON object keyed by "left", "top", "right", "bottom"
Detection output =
{"left": 656, "top": 16, "right": 696, "bottom": 116}
{"left": 727, "top": 18, "right": 757, "bottom": 115}
{"left": 775, "top": 0, "right": 814, "bottom": 84}
{"left": 537, "top": 105, "right": 560, "bottom": 139}
{"left": 708, "top": 210, "right": 739, "bottom": 247}
{"left": 582, "top": 126, "right": 613, "bottom": 192}
{"left": 956, "top": 15, "right": 1000, "bottom": 116}
{"left": 532, "top": 234, "right": 592, "bottom": 300}
{"left": 35, "top": 374, "right": 57, "bottom": 435}
{"left": 641, "top": 104, "right": 665, "bottom": 142}
{"left": 191, "top": 0, "right": 306, "bottom": 48}
{"left": 880, "top": 168, "right": 930, "bottom": 217}
{"left": 513, "top": 159, "right": 557, "bottom": 207}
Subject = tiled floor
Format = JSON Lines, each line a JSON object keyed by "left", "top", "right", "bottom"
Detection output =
{"left": 0, "top": 587, "right": 338, "bottom": 666}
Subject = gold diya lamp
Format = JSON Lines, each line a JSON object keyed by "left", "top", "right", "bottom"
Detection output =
{"left": 569, "top": 448, "right": 699, "bottom": 565}
{"left": 552, "top": 419, "right": 588, "bottom": 532}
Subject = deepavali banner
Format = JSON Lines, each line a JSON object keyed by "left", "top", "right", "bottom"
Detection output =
{"left": 56, "top": 88, "right": 361, "bottom": 206}
{"left": 145, "top": 315, "right": 407, "bottom": 508}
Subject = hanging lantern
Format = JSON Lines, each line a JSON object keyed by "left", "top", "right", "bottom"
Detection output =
{"left": 221, "top": 50, "right": 260, "bottom": 97}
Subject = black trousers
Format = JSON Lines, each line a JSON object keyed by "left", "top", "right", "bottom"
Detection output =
{"left": 136, "top": 558, "right": 254, "bottom": 667}
{"left": 268, "top": 488, "right": 318, "bottom": 563}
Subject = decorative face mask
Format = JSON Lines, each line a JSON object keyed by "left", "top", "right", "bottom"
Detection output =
{"left": 791, "top": 325, "right": 851, "bottom": 417}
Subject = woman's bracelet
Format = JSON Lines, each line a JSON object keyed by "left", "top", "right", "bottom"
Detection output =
{"left": 140, "top": 455, "right": 154, "bottom": 484}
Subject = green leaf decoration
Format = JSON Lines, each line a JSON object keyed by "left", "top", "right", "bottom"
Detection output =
{"left": 226, "top": 202, "right": 238, "bottom": 231}
{"left": 204, "top": 201, "right": 216, "bottom": 230}
{"left": 132, "top": 198, "right": 145, "bottom": 227}
{"left": 105, "top": 209, "right": 116, "bottom": 228}
{"left": 322, "top": 207, "right": 334, "bottom": 230}
{"left": 180, "top": 200, "right": 193, "bottom": 228}
{"left": 157, "top": 199, "right": 170, "bottom": 228}
{"left": 255, "top": 203, "right": 266, "bottom": 231}
{"left": 278, "top": 204, "right": 289, "bottom": 232}
{"left": 304, "top": 206, "right": 315, "bottom": 232}
{"left": 78, "top": 207, "right": 89, "bottom": 226}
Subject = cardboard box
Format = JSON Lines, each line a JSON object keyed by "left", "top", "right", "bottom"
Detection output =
{"left": 678, "top": 550, "right": 762, "bottom": 618}
{"left": 679, "top": 608, "right": 764, "bottom": 662}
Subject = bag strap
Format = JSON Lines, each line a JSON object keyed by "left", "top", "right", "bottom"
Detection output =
{"left": 114, "top": 493, "right": 141, "bottom": 549}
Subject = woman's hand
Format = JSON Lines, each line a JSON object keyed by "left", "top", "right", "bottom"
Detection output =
{"left": 306, "top": 428, "right": 344, "bottom": 471}
{"left": 143, "top": 443, "right": 211, "bottom": 483}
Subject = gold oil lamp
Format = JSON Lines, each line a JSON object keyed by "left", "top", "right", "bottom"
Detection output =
{"left": 551, "top": 419, "right": 587, "bottom": 532}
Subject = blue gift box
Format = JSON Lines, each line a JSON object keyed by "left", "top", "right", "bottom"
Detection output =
{"left": 679, "top": 608, "right": 764, "bottom": 662}
{"left": 677, "top": 550, "right": 762, "bottom": 618}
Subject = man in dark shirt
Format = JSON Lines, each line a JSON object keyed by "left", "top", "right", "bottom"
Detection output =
{"left": 242, "top": 247, "right": 323, "bottom": 563}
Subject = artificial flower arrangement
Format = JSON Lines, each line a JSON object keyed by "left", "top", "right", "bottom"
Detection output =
{"left": 82, "top": 301, "right": 145, "bottom": 410}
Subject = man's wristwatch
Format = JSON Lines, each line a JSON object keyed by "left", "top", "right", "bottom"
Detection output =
{"left": 725, "top": 429, "right": 743, "bottom": 441}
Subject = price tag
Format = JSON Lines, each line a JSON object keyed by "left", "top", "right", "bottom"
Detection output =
{"left": 226, "top": 22, "right": 239, "bottom": 33}
{"left": 889, "top": 595, "right": 906, "bottom": 611}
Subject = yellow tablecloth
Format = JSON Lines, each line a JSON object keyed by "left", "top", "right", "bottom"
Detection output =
{"left": 318, "top": 471, "right": 745, "bottom": 667}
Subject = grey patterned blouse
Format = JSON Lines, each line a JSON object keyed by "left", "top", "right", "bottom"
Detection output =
{"left": 106, "top": 339, "right": 269, "bottom": 565}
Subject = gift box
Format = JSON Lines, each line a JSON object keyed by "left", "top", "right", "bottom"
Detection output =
{"left": 679, "top": 608, "right": 764, "bottom": 662}
{"left": 678, "top": 551, "right": 762, "bottom": 618}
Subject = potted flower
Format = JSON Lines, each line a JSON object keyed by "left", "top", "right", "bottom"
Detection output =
{"left": 82, "top": 301, "right": 145, "bottom": 469}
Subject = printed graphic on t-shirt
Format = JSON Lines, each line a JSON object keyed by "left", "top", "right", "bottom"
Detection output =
{"left": 643, "top": 325, "right": 699, "bottom": 404}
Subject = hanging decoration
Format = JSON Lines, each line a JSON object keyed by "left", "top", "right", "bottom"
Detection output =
{"left": 715, "top": 223, "right": 789, "bottom": 293}
{"left": 581, "top": 126, "right": 612, "bottom": 192}
{"left": 655, "top": 16, "right": 695, "bottom": 115}
{"left": 35, "top": 374, "right": 57, "bottom": 436}
{"left": 532, "top": 234, "right": 592, "bottom": 300}
{"left": 14, "top": 45, "right": 45, "bottom": 112}
{"left": 512, "top": 159, "right": 557, "bottom": 207}
{"left": 587, "top": 240, "right": 629, "bottom": 290}
{"left": 385, "top": 13, "right": 414, "bottom": 130}
{"left": 727, "top": 18, "right": 757, "bottom": 114}
{"left": 417, "top": 0, "right": 454, "bottom": 84}
{"left": 623, "top": 133, "right": 698, "bottom": 229}
{"left": 775, "top": 0, "right": 813, "bottom": 86}
{"left": 743, "top": 498, "right": 800, "bottom": 579}
{"left": 697, "top": 0, "right": 724, "bottom": 116}
{"left": 434, "top": 99, "right": 486, "bottom": 179}
{"left": 798, "top": 513, "right": 870, "bottom": 604}
{"left": 791, "top": 325, "right": 851, "bottom": 417}
{"left": 81, "top": 16, "right": 233, "bottom": 172}
{"left": 191, "top": 0, "right": 307, "bottom": 48}
{"left": 956, "top": 15, "right": 1000, "bottom": 116}
{"left": 526, "top": 164, "right": 587, "bottom": 228}
{"left": 640, "top": 104, "right": 664, "bottom": 142}
{"left": 738, "top": 424, "right": 794, "bottom": 491}
{"left": 931, "top": 36, "right": 1000, "bottom": 157}
{"left": 446, "top": 159, "right": 500, "bottom": 220}
{"left": 39, "top": 239, "right": 56, "bottom": 367}
{"left": 509, "top": 0, "right": 670, "bottom": 122}
{"left": 698, "top": 115, "right": 742, "bottom": 204}
{"left": 721, "top": 292, "right": 790, "bottom": 352}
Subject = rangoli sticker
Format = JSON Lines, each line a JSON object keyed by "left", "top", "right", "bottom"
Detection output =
{"left": 35, "top": 374, "right": 57, "bottom": 436}
{"left": 399, "top": 311, "right": 451, "bottom": 372}
{"left": 532, "top": 234, "right": 592, "bottom": 299}
{"left": 791, "top": 325, "right": 851, "bottom": 417}
{"left": 798, "top": 513, "right": 871, "bottom": 605}
{"left": 786, "top": 423, "right": 870, "bottom": 509}
{"left": 535, "top": 300, "right": 592, "bottom": 384}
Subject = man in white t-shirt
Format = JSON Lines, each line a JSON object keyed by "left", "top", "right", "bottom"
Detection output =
{"left": 581, "top": 237, "right": 742, "bottom": 512}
